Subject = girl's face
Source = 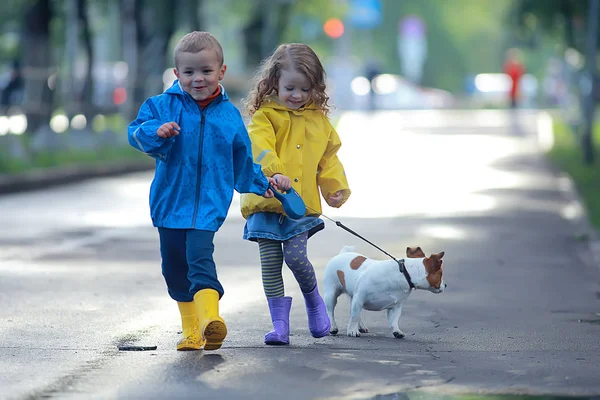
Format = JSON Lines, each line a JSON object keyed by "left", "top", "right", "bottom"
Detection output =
{"left": 277, "top": 68, "right": 311, "bottom": 110}
{"left": 174, "top": 50, "right": 226, "bottom": 101}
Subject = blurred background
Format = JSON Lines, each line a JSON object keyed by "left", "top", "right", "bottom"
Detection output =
{"left": 0, "top": 0, "right": 598, "bottom": 173}
{"left": 5, "top": 3, "right": 600, "bottom": 397}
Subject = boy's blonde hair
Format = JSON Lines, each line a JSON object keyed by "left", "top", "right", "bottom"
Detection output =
{"left": 173, "top": 31, "right": 224, "bottom": 67}
{"left": 244, "top": 43, "right": 331, "bottom": 116}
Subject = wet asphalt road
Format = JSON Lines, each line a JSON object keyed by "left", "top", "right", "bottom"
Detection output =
{"left": 1, "top": 110, "right": 600, "bottom": 400}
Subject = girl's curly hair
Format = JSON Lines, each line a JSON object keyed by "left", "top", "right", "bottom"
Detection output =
{"left": 243, "top": 43, "right": 331, "bottom": 116}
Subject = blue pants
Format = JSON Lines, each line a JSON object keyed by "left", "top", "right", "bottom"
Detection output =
{"left": 158, "top": 228, "right": 224, "bottom": 302}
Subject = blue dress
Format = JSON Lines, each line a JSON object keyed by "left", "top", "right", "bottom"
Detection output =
{"left": 244, "top": 212, "right": 324, "bottom": 242}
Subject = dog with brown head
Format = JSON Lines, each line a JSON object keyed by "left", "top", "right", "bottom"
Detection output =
{"left": 323, "top": 245, "right": 446, "bottom": 338}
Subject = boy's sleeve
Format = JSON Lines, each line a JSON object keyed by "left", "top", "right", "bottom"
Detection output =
{"left": 232, "top": 122, "right": 269, "bottom": 196}
{"left": 317, "top": 119, "right": 351, "bottom": 208}
{"left": 247, "top": 109, "right": 286, "bottom": 177}
{"left": 127, "top": 98, "right": 174, "bottom": 161}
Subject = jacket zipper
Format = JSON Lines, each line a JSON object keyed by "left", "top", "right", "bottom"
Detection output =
{"left": 191, "top": 108, "right": 206, "bottom": 228}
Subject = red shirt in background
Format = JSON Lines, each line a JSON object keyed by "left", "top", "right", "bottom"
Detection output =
{"left": 503, "top": 60, "right": 525, "bottom": 101}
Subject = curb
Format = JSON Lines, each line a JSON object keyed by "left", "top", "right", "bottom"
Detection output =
{"left": 535, "top": 111, "right": 600, "bottom": 274}
{"left": 0, "top": 160, "right": 154, "bottom": 195}
{"left": 556, "top": 170, "right": 600, "bottom": 273}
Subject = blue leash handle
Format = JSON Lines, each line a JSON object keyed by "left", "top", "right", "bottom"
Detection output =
{"left": 269, "top": 185, "right": 306, "bottom": 219}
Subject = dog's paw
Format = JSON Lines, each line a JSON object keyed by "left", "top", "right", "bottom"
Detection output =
{"left": 347, "top": 329, "right": 361, "bottom": 337}
{"left": 393, "top": 330, "right": 405, "bottom": 339}
{"left": 358, "top": 318, "right": 368, "bottom": 333}
{"left": 330, "top": 328, "right": 339, "bottom": 335}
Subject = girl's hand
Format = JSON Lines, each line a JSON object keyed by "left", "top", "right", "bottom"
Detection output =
{"left": 157, "top": 122, "right": 180, "bottom": 138}
{"left": 326, "top": 191, "right": 344, "bottom": 207}
{"left": 263, "top": 177, "right": 277, "bottom": 198}
{"left": 272, "top": 174, "right": 292, "bottom": 191}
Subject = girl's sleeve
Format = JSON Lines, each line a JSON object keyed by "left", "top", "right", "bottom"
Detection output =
{"left": 247, "top": 109, "right": 286, "bottom": 177}
{"left": 232, "top": 122, "right": 269, "bottom": 196}
{"left": 317, "top": 119, "right": 351, "bottom": 207}
{"left": 127, "top": 98, "right": 174, "bottom": 161}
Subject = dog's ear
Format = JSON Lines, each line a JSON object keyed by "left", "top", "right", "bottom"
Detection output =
{"left": 406, "top": 246, "right": 426, "bottom": 258}
{"left": 426, "top": 251, "right": 445, "bottom": 270}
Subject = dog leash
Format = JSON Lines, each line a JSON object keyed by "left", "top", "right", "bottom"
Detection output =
{"left": 304, "top": 205, "right": 416, "bottom": 290}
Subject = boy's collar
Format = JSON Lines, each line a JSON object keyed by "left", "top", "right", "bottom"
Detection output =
{"left": 197, "top": 85, "right": 222, "bottom": 108}
{"left": 168, "top": 80, "right": 228, "bottom": 101}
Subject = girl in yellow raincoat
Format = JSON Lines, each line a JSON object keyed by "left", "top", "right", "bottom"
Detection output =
{"left": 241, "top": 43, "right": 351, "bottom": 345}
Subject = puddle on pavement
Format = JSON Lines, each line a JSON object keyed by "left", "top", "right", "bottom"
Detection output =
{"left": 371, "top": 393, "right": 600, "bottom": 400}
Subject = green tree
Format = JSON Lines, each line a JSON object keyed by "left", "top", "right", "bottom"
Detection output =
{"left": 511, "top": 0, "right": 591, "bottom": 51}
{"left": 77, "top": 0, "right": 95, "bottom": 119}
{"left": 21, "top": 0, "right": 54, "bottom": 134}
{"left": 242, "top": 0, "right": 340, "bottom": 69}
{"left": 512, "top": 0, "right": 599, "bottom": 164}
{"left": 352, "top": 0, "right": 514, "bottom": 93}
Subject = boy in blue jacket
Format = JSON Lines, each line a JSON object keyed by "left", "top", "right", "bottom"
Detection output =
{"left": 128, "top": 31, "right": 276, "bottom": 352}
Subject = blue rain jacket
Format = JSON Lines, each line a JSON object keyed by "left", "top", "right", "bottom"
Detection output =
{"left": 128, "top": 81, "right": 269, "bottom": 231}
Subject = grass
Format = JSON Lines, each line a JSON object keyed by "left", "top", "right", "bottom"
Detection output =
{"left": 547, "top": 118, "right": 600, "bottom": 229}
{"left": 0, "top": 113, "right": 151, "bottom": 175}
{"left": 0, "top": 145, "right": 148, "bottom": 174}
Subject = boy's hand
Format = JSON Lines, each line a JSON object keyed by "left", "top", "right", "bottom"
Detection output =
{"left": 272, "top": 174, "right": 292, "bottom": 191}
{"left": 326, "top": 191, "right": 344, "bottom": 207}
{"left": 157, "top": 122, "right": 180, "bottom": 138}
{"left": 263, "top": 177, "right": 277, "bottom": 198}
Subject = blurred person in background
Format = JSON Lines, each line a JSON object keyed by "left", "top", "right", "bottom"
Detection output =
{"left": 365, "top": 61, "right": 381, "bottom": 110}
{"left": 127, "top": 31, "right": 276, "bottom": 353}
{"left": 503, "top": 48, "right": 526, "bottom": 108}
{"left": 0, "top": 60, "right": 24, "bottom": 110}
{"left": 542, "top": 57, "right": 567, "bottom": 107}
{"left": 241, "top": 43, "right": 351, "bottom": 346}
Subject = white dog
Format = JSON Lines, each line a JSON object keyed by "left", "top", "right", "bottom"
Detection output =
{"left": 323, "top": 246, "right": 446, "bottom": 338}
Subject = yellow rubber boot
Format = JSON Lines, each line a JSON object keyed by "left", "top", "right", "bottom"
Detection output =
{"left": 194, "top": 289, "right": 227, "bottom": 351}
{"left": 176, "top": 301, "right": 204, "bottom": 351}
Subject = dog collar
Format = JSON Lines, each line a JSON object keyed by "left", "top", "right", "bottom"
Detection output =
{"left": 397, "top": 259, "right": 415, "bottom": 290}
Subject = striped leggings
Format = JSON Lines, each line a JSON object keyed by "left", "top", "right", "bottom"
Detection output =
{"left": 258, "top": 232, "right": 317, "bottom": 298}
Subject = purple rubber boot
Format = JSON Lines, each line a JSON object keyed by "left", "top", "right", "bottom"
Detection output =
{"left": 264, "top": 296, "right": 292, "bottom": 345}
{"left": 302, "top": 286, "right": 330, "bottom": 338}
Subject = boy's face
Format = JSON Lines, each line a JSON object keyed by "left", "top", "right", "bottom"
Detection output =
{"left": 277, "top": 68, "right": 311, "bottom": 110}
{"left": 174, "top": 49, "right": 226, "bottom": 101}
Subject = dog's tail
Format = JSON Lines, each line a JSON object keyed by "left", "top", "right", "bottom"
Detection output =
{"left": 339, "top": 245, "right": 355, "bottom": 254}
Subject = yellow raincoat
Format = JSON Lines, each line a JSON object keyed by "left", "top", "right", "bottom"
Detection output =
{"left": 240, "top": 97, "right": 351, "bottom": 219}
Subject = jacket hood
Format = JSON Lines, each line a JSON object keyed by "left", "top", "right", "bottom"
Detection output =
{"left": 164, "top": 80, "right": 229, "bottom": 102}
